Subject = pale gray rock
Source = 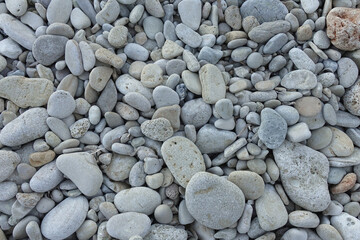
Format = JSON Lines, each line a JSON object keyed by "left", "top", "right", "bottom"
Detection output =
{"left": 124, "top": 43, "right": 149, "bottom": 61}
{"left": 255, "top": 184, "right": 288, "bottom": 231}
{"left": 0, "top": 38, "right": 22, "bottom": 59}
{"left": 107, "top": 213, "right": 151, "bottom": 239}
{"left": 5, "top": 0, "right": 27, "bottom": 16}
{"left": 30, "top": 161, "right": 64, "bottom": 192}
{"left": 143, "top": 16, "right": 163, "bottom": 40}
{"left": 56, "top": 152, "right": 103, "bottom": 196}
{"left": 41, "top": 196, "right": 88, "bottom": 240}
{"left": 47, "top": 0, "right": 72, "bottom": 24}
{"left": 281, "top": 70, "right": 317, "bottom": 90}
{"left": 331, "top": 213, "right": 360, "bottom": 240}
{"left": 275, "top": 105, "right": 299, "bottom": 126}
{"left": 258, "top": 108, "right": 287, "bottom": 149}
{"left": 0, "top": 182, "right": 17, "bottom": 200}
{"left": 288, "top": 210, "right": 320, "bottom": 228}
{"left": 0, "top": 151, "right": 21, "bottom": 182}
{"left": 273, "top": 141, "right": 331, "bottom": 212}
{"left": 289, "top": 48, "right": 316, "bottom": 72}
{"left": 32, "top": 35, "right": 68, "bottom": 66}
{"left": 0, "top": 108, "right": 49, "bottom": 147}
{"left": 185, "top": 172, "right": 245, "bottom": 230}
{"left": 114, "top": 187, "right": 161, "bottom": 215}
{"left": 153, "top": 86, "right": 180, "bottom": 108}
{"left": 178, "top": 0, "right": 201, "bottom": 30}
{"left": 195, "top": 124, "right": 236, "bottom": 154}
{"left": 0, "top": 13, "right": 36, "bottom": 50}
{"left": 141, "top": 118, "right": 173, "bottom": 141}
{"left": 104, "top": 154, "right": 137, "bottom": 181}
{"left": 240, "top": 0, "right": 288, "bottom": 24}
{"left": 263, "top": 33, "right": 288, "bottom": 54}
{"left": 175, "top": 23, "right": 202, "bottom": 48}
{"left": 161, "top": 136, "right": 205, "bottom": 187}
{"left": 248, "top": 20, "right": 291, "bottom": 43}
{"left": 95, "top": 0, "right": 120, "bottom": 25}
{"left": 65, "top": 40, "right": 84, "bottom": 76}
{"left": 47, "top": 90, "right": 76, "bottom": 119}
{"left": 144, "top": 224, "right": 188, "bottom": 240}
{"left": 337, "top": 58, "right": 358, "bottom": 88}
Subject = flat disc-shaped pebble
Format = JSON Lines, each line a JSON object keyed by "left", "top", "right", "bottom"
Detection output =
{"left": 331, "top": 213, "right": 360, "bottom": 240}
{"left": 178, "top": 0, "right": 201, "bottom": 30}
{"left": 337, "top": 57, "right": 358, "bottom": 88}
{"left": 46, "top": 0, "right": 72, "bottom": 24}
{"left": 294, "top": 96, "right": 322, "bottom": 117}
{"left": 41, "top": 196, "right": 88, "bottom": 240}
{"left": 123, "top": 92, "right": 151, "bottom": 112}
{"left": 320, "top": 127, "right": 354, "bottom": 157}
{"left": 153, "top": 86, "right": 180, "bottom": 108}
{"left": 228, "top": 171, "right": 265, "bottom": 200}
{"left": 107, "top": 213, "right": 151, "bottom": 240}
{"left": 161, "top": 136, "right": 205, "bottom": 187}
{"left": 114, "top": 187, "right": 161, "bottom": 215}
{"left": 185, "top": 172, "right": 245, "bottom": 229}
{"left": 56, "top": 152, "right": 103, "bottom": 196}
{"left": 240, "top": 0, "right": 288, "bottom": 23}
{"left": 281, "top": 70, "right": 317, "bottom": 90}
{"left": 273, "top": 140, "right": 331, "bottom": 212}
{"left": 32, "top": 35, "right": 68, "bottom": 66}
{"left": 258, "top": 108, "right": 287, "bottom": 149}
{"left": 199, "top": 64, "right": 226, "bottom": 104}
{"left": 29, "top": 161, "right": 64, "bottom": 192}
{"left": 47, "top": 90, "right": 76, "bottom": 119}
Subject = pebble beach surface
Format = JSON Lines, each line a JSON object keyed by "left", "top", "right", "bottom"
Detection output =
{"left": 1, "top": 0, "right": 360, "bottom": 239}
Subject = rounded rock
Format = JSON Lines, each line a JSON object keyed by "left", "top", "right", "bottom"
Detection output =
{"left": 47, "top": 90, "right": 76, "bottom": 119}
{"left": 228, "top": 170, "right": 265, "bottom": 200}
{"left": 140, "top": 118, "right": 173, "bottom": 141}
{"left": 181, "top": 98, "right": 212, "bottom": 128}
{"left": 185, "top": 172, "right": 245, "bottom": 230}
{"left": 154, "top": 204, "right": 173, "bottom": 224}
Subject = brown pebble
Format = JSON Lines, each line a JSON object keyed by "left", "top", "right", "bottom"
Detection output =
{"left": 331, "top": 173, "right": 357, "bottom": 194}
{"left": 294, "top": 96, "right": 322, "bottom": 117}
{"left": 29, "top": 150, "right": 56, "bottom": 167}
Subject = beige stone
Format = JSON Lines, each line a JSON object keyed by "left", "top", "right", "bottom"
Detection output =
{"left": 294, "top": 96, "right": 322, "bottom": 117}
{"left": 152, "top": 105, "right": 181, "bottom": 131}
{"left": 29, "top": 150, "right": 56, "bottom": 167}
{"left": 0, "top": 76, "right": 53, "bottom": 108}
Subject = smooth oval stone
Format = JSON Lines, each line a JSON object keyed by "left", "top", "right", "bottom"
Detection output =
{"left": 199, "top": 64, "right": 226, "bottom": 104}
{"left": 0, "top": 76, "right": 53, "bottom": 108}
{"left": 185, "top": 172, "right": 245, "bottom": 230}
{"left": 328, "top": 148, "right": 360, "bottom": 167}
{"left": 331, "top": 212, "right": 360, "bottom": 240}
{"left": 143, "top": 16, "right": 163, "bottom": 40}
{"left": 30, "top": 161, "right": 64, "bottom": 192}
{"left": 32, "top": 35, "right": 68, "bottom": 66}
{"left": 320, "top": 127, "right": 354, "bottom": 157}
{"left": 161, "top": 136, "right": 205, "bottom": 187}
{"left": 273, "top": 140, "right": 331, "bottom": 212}
{"left": 0, "top": 151, "right": 21, "bottom": 182}
{"left": 281, "top": 70, "right": 317, "bottom": 90}
{"left": 0, "top": 14, "right": 36, "bottom": 50}
{"left": 195, "top": 124, "right": 237, "bottom": 154}
{"left": 123, "top": 92, "right": 151, "bottom": 112}
{"left": 47, "top": 90, "right": 76, "bottom": 119}
{"left": 124, "top": 43, "right": 149, "bottom": 61}
{"left": 182, "top": 70, "right": 202, "bottom": 95}
{"left": 46, "top": 0, "right": 72, "bottom": 24}
{"left": 144, "top": 224, "right": 188, "bottom": 240}
{"left": 95, "top": 0, "right": 120, "bottom": 25}
{"left": 178, "top": 0, "right": 201, "bottom": 30}
{"left": 294, "top": 96, "right": 322, "bottom": 117}
{"left": 56, "top": 152, "right": 103, "bottom": 196}
{"left": 316, "top": 224, "right": 343, "bottom": 240}
{"left": 275, "top": 105, "right": 299, "bottom": 126}
{"left": 337, "top": 57, "right": 358, "bottom": 88}
{"left": 255, "top": 184, "right": 288, "bottom": 231}
{"left": 114, "top": 187, "right": 161, "bottom": 215}
{"left": 307, "top": 127, "right": 333, "bottom": 150}
{"left": 228, "top": 171, "right": 265, "bottom": 200}
{"left": 258, "top": 108, "right": 287, "bottom": 149}
{"left": 175, "top": 23, "right": 202, "bottom": 48}
{"left": 107, "top": 213, "right": 151, "bottom": 239}
{"left": 248, "top": 20, "right": 290, "bottom": 43}
{"left": 181, "top": 98, "right": 212, "bottom": 128}
{"left": 0, "top": 108, "right": 49, "bottom": 147}
{"left": 289, "top": 48, "right": 316, "bottom": 72}
{"left": 65, "top": 40, "right": 84, "bottom": 76}
{"left": 289, "top": 210, "right": 320, "bottom": 228}
{"left": 240, "top": 0, "right": 288, "bottom": 23}
{"left": 263, "top": 33, "right": 288, "bottom": 54}
{"left": 153, "top": 86, "right": 180, "bottom": 108}
{"left": 89, "top": 66, "right": 113, "bottom": 92}
{"left": 0, "top": 181, "right": 17, "bottom": 200}
{"left": 41, "top": 196, "right": 88, "bottom": 240}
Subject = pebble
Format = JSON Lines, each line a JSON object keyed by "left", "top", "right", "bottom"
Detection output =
{"left": 331, "top": 212, "right": 360, "bottom": 240}
{"left": 107, "top": 212, "right": 151, "bottom": 239}
{"left": 228, "top": 171, "right": 265, "bottom": 200}
{"left": 162, "top": 40, "right": 184, "bottom": 59}
{"left": 185, "top": 172, "right": 245, "bottom": 229}
{"left": 144, "top": 224, "right": 188, "bottom": 240}
{"left": 161, "top": 136, "right": 205, "bottom": 187}
{"left": 195, "top": 124, "right": 236, "bottom": 154}
{"left": 154, "top": 204, "right": 173, "bottom": 224}
{"left": 114, "top": 187, "right": 161, "bottom": 215}
{"left": 89, "top": 66, "right": 113, "bottom": 92}
{"left": 5, "top": 0, "right": 27, "bottom": 17}
{"left": 0, "top": 108, "right": 49, "bottom": 147}
{"left": 153, "top": 86, "right": 179, "bottom": 108}
{"left": 95, "top": 48, "right": 124, "bottom": 69}
{"left": 288, "top": 210, "right": 320, "bottom": 228}
{"left": 337, "top": 57, "right": 358, "bottom": 88}
{"left": 316, "top": 224, "right": 343, "bottom": 240}
{"left": 29, "top": 161, "right": 64, "bottom": 192}
{"left": 331, "top": 173, "right": 357, "bottom": 194}
{"left": 145, "top": 0, "right": 165, "bottom": 18}
{"left": 46, "top": 0, "right": 72, "bottom": 24}
{"left": 263, "top": 33, "right": 288, "bottom": 54}
{"left": 56, "top": 152, "right": 103, "bottom": 196}
{"left": 295, "top": 96, "right": 322, "bottom": 117}
{"left": 275, "top": 105, "right": 299, "bottom": 126}
{"left": 0, "top": 150, "right": 21, "bottom": 182}
{"left": 141, "top": 118, "right": 173, "bottom": 141}
{"left": 95, "top": 0, "right": 120, "bottom": 25}
{"left": 0, "top": 76, "right": 53, "bottom": 108}
{"left": 108, "top": 25, "right": 128, "bottom": 48}
{"left": 76, "top": 220, "right": 97, "bottom": 240}
{"left": 329, "top": 148, "right": 360, "bottom": 167}
{"left": 344, "top": 79, "right": 360, "bottom": 116}
{"left": 0, "top": 14, "right": 36, "bottom": 50}
{"left": 124, "top": 43, "right": 149, "bottom": 61}
{"left": 65, "top": 40, "right": 84, "bottom": 76}
{"left": 0, "top": 181, "right": 17, "bottom": 200}
{"left": 320, "top": 127, "right": 354, "bottom": 157}
{"left": 240, "top": 0, "right": 288, "bottom": 24}
{"left": 178, "top": 0, "right": 201, "bottom": 30}
{"left": 255, "top": 184, "right": 288, "bottom": 231}
{"left": 71, "top": 8, "right": 91, "bottom": 29}
{"left": 248, "top": 20, "right": 291, "bottom": 43}
{"left": 289, "top": 48, "right": 316, "bottom": 73}
{"left": 327, "top": 7, "right": 360, "bottom": 51}
{"left": 104, "top": 154, "right": 136, "bottom": 181}
{"left": 199, "top": 64, "right": 226, "bottom": 104}
{"left": 41, "top": 196, "right": 88, "bottom": 240}
{"left": 273, "top": 141, "right": 331, "bottom": 212}
{"left": 47, "top": 90, "right": 76, "bottom": 119}
{"left": 281, "top": 70, "right": 317, "bottom": 90}
{"left": 0, "top": 38, "right": 22, "bottom": 59}
{"left": 258, "top": 108, "right": 287, "bottom": 149}
{"left": 175, "top": 23, "right": 202, "bottom": 48}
